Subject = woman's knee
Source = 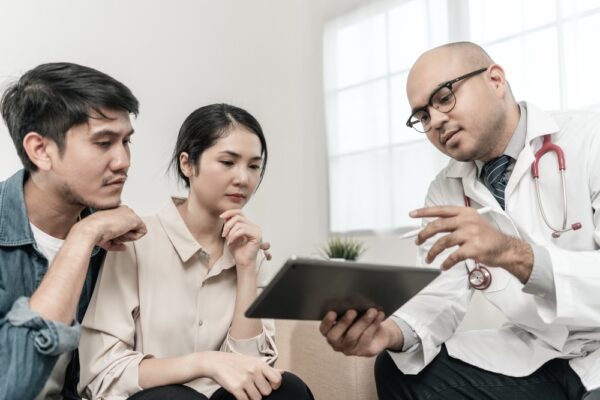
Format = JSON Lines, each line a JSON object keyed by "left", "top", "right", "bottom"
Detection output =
{"left": 128, "top": 384, "right": 208, "bottom": 400}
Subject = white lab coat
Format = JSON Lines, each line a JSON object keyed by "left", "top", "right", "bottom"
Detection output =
{"left": 389, "top": 103, "right": 600, "bottom": 390}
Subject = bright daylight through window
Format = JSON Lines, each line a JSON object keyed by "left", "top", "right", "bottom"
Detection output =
{"left": 323, "top": 0, "right": 600, "bottom": 233}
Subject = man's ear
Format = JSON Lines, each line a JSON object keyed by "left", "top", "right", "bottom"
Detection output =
{"left": 22, "top": 132, "right": 57, "bottom": 171}
{"left": 488, "top": 64, "right": 507, "bottom": 94}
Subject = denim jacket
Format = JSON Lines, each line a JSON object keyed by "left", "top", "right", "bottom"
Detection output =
{"left": 0, "top": 170, "right": 104, "bottom": 400}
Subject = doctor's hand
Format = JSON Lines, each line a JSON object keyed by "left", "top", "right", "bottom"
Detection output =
{"left": 319, "top": 309, "right": 402, "bottom": 357}
{"left": 410, "top": 205, "right": 533, "bottom": 283}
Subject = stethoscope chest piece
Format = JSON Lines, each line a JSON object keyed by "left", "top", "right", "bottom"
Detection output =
{"left": 468, "top": 265, "right": 492, "bottom": 290}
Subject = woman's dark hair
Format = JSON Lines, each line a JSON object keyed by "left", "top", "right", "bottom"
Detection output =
{"left": 170, "top": 103, "right": 268, "bottom": 188}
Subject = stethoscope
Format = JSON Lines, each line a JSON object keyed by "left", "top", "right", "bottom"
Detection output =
{"left": 532, "top": 134, "right": 582, "bottom": 238}
{"left": 463, "top": 134, "right": 582, "bottom": 290}
{"left": 462, "top": 196, "right": 493, "bottom": 290}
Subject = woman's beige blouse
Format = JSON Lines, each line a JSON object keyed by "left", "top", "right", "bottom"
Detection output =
{"left": 78, "top": 198, "right": 277, "bottom": 399}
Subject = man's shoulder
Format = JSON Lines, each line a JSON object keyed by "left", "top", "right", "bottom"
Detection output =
{"left": 0, "top": 169, "right": 25, "bottom": 201}
{"left": 549, "top": 108, "right": 600, "bottom": 145}
{"left": 0, "top": 170, "right": 32, "bottom": 247}
{"left": 0, "top": 173, "right": 12, "bottom": 198}
{"left": 525, "top": 102, "right": 600, "bottom": 142}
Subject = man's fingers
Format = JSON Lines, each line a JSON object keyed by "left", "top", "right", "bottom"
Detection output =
{"left": 441, "top": 248, "right": 469, "bottom": 270}
{"left": 341, "top": 308, "right": 379, "bottom": 349}
{"left": 117, "top": 231, "right": 142, "bottom": 242}
{"left": 410, "top": 205, "right": 464, "bottom": 219}
{"left": 319, "top": 311, "right": 338, "bottom": 336}
{"left": 425, "top": 233, "right": 462, "bottom": 263}
{"left": 325, "top": 310, "right": 358, "bottom": 348}
{"left": 100, "top": 240, "right": 126, "bottom": 252}
{"left": 416, "top": 216, "right": 460, "bottom": 245}
{"left": 351, "top": 311, "right": 385, "bottom": 354}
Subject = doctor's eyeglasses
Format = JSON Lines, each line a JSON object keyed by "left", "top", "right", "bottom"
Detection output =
{"left": 406, "top": 67, "right": 488, "bottom": 133}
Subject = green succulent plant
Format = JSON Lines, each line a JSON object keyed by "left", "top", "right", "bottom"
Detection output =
{"left": 322, "top": 236, "right": 365, "bottom": 261}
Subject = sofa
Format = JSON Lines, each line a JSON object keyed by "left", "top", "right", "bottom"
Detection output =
{"left": 274, "top": 320, "right": 377, "bottom": 400}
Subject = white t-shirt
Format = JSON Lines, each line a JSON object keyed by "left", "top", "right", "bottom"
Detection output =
{"left": 30, "top": 223, "right": 70, "bottom": 400}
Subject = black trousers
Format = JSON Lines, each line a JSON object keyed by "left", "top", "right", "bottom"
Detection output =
{"left": 128, "top": 372, "right": 314, "bottom": 400}
{"left": 375, "top": 345, "right": 600, "bottom": 400}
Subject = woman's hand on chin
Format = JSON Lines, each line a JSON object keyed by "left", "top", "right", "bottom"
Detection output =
{"left": 221, "top": 209, "right": 262, "bottom": 270}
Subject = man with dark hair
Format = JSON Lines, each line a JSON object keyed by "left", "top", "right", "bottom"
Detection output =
{"left": 0, "top": 62, "right": 147, "bottom": 399}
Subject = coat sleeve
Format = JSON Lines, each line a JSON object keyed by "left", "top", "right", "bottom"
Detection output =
{"left": 387, "top": 174, "right": 474, "bottom": 374}
{"left": 78, "top": 244, "right": 149, "bottom": 400}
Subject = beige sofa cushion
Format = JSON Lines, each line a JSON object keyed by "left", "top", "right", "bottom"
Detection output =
{"left": 275, "top": 320, "right": 377, "bottom": 400}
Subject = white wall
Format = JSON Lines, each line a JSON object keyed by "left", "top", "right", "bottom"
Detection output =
{"left": 0, "top": 0, "right": 503, "bottom": 329}
{"left": 0, "top": 0, "right": 419, "bottom": 267}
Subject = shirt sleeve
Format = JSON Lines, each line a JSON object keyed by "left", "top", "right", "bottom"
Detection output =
{"left": 389, "top": 315, "right": 421, "bottom": 351}
{"left": 78, "top": 244, "right": 148, "bottom": 399}
{"left": 522, "top": 244, "right": 556, "bottom": 300}
{"left": 220, "top": 251, "right": 278, "bottom": 365}
{"left": 0, "top": 296, "right": 79, "bottom": 399}
{"left": 221, "top": 325, "right": 278, "bottom": 365}
{"left": 7, "top": 296, "right": 80, "bottom": 355}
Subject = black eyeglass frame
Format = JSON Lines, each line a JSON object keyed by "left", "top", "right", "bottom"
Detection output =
{"left": 405, "top": 67, "right": 489, "bottom": 133}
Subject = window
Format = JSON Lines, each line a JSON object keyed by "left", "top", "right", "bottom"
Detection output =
{"left": 324, "top": 0, "right": 600, "bottom": 233}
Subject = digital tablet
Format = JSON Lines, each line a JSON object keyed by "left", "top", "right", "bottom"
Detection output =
{"left": 245, "top": 257, "right": 440, "bottom": 320}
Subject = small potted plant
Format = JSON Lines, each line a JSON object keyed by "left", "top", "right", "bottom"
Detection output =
{"left": 322, "top": 236, "right": 365, "bottom": 261}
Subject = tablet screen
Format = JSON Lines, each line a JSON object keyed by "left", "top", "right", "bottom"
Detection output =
{"left": 245, "top": 257, "right": 440, "bottom": 320}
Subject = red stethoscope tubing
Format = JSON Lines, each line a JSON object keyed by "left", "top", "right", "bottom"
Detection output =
{"left": 531, "top": 134, "right": 582, "bottom": 238}
{"left": 459, "top": 134, "right": 582, "bottom": 290}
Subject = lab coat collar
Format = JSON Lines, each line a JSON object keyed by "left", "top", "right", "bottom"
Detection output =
{"left": 506, "top": 102, "right": 560, "bottom": 197}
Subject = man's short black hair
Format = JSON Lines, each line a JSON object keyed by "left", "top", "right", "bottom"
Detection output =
{"left": 0, "top": 62, "right": 139, "bottom": 171}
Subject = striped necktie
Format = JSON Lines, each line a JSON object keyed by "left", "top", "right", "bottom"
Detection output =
{"left": 482, "top": 154, "right": 512, "bottom": 209}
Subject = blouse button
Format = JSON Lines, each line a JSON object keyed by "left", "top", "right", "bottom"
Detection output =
{"left": 198, "top": 320, "right": 204, "bottom": 326}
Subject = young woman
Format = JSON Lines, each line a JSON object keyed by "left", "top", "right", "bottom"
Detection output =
{"left": 78, "top": 104, "right": 313, "bottom": 400}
